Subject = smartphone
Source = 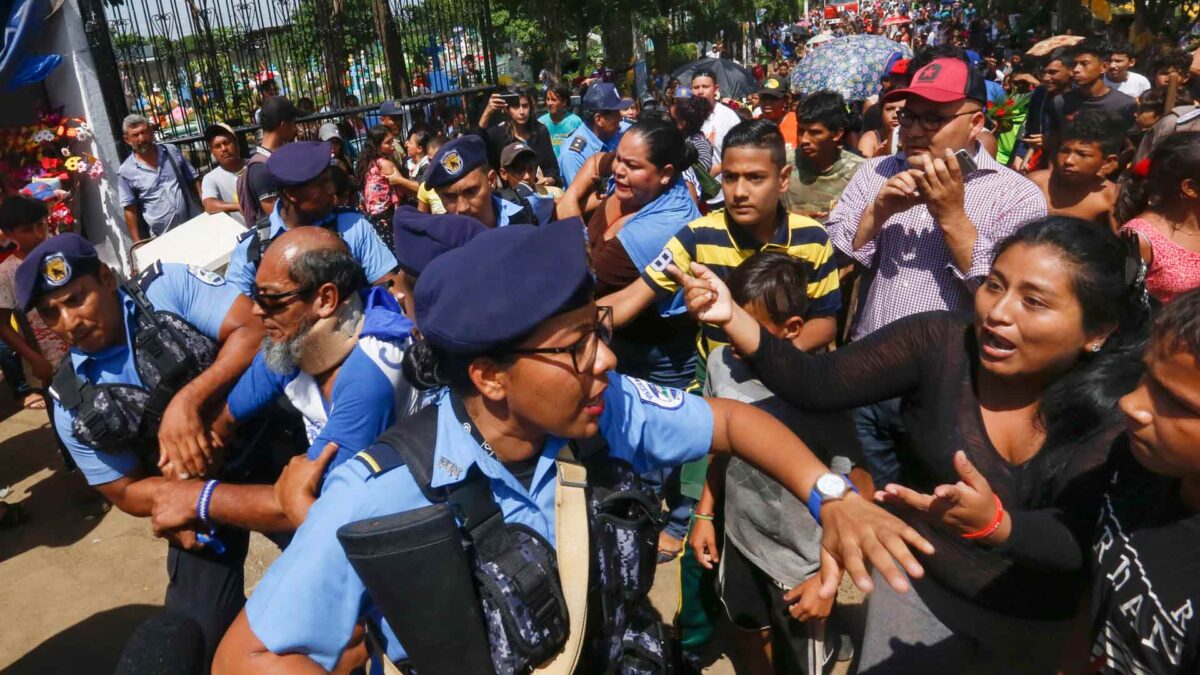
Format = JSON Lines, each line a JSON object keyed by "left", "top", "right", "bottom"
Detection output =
{"left": 953, "top": 148, "right": 977, "bottom": 176}
{"left": 499, "top": 93, "right": 521, "bottom": 107}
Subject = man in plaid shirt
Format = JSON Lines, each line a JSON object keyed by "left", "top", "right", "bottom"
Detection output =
{"left": 827, "top": 57, "right": 1047, "bottom": 485}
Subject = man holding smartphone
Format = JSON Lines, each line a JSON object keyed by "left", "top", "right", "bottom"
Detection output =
{"left": 824, "top": 56, "right": 1047, "bottom": 487}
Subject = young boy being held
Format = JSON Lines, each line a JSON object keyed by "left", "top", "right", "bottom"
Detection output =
{"left": 1061, "top": 289, "right": 1200, "bottom": 674}
{"left": 690, "top": 250, "right": 868, "bottom": 674}
{"left": 1028, "top": 110, "right": 1121, "bottom": 228}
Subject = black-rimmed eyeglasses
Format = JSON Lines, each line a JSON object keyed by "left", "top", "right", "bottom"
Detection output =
{"left": 508, "top": 306, "right": 614, "bottom": 374}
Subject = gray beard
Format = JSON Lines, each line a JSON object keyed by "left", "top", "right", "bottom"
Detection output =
{"left": 261, "top": 316, "right": 316, "bottom": 374}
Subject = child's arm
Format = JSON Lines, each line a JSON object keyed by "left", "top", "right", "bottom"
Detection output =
{"left": 0, "top": 308, "right": 51, "bottom": 382}
{"left": 690, "top": 455, "right": 728, "bottom": 570}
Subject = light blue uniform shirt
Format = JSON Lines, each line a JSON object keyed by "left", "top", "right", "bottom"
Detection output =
{"left": 245, "top": 373, "right": 714, "bottom": 669}
{"left": 224, "top": 204, "right": 398, "bottom": 295}
{"left": 53, "top": 264, "right": 240, "bottom": 486}
{"left": 557, "top": 123, "right": 623, "bottom": 189}
{"left": 226, "top": 288, "right": 416, "bottom": 479}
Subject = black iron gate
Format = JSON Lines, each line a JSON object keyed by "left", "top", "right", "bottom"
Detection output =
{"left": 79, "top": 0, "right": 498, "bottom": 155}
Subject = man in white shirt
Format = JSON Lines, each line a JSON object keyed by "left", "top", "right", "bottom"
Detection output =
{"left": 690, "top": 70, "right": 743, "bottom": 158}
{"left": 1105, "top": 44, "right": 1152, "bottom": 99}
{"left": 200, "top": 123, "right": 246, "bottom": 225}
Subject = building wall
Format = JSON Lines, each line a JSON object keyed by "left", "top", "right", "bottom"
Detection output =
{"left": 39, "top": 1, "right": 130, "bottom": 272}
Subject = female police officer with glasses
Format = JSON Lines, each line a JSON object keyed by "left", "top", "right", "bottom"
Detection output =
{"left": 214, "top": 220, "right": 933, "bottom": 674}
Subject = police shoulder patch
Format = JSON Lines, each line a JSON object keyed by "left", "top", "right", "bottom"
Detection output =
{"left": 187, "top": 265, "right": 225, "bottom": 286}
{"left": 628, "top": 376, "right": 684, "bottom": 410}
{"left": 568, "top": 136, "right": 587, "bottom": 153}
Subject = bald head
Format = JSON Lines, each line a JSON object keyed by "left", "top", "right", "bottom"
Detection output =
{"left": 262, "top": 226, "right": 349, "bottom": 273}
{"left": 254, "top": 226, "right": 365, "bottom": 308}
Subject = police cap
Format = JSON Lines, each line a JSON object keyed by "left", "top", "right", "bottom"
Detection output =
{"left": 582, "top": 83, "right": 623, "bottom": 112}
{"left": 415, "top": 219, "right": 592, "bottom": 355}
{"left": 267, "top": 141, "right": 333, "bottom": 187}
{"left": 425, "top": 135, "right": 489, "bottom": 189}
{"left": 16, "top": 233, "right": 101, "bottom": 312}
{"left": 391, "top": 206, "right": 487, "bottom": 277}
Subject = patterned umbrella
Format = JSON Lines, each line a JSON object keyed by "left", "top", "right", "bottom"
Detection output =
{"left": 790, "top": 35, "right": 912, "bottom": 102}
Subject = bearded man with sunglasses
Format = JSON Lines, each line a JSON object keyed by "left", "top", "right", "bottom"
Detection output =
{"left": 16, "top": 233, "right": 264, "bottom": 666}
{"left": 825, "top": 56, "right": 1047, "bottom": 488}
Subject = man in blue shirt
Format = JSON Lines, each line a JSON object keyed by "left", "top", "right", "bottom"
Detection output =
{"left": 558, "top": 82, "right": 627, "bottom": 187}
{"left": 424, "top": 135, "right": 549, "bottom": 228}
{"left": 117, "top": 114, "right": 201, "bottom": 240}
{"left": 224, "top": 141, "right": 398, "bottom": 295}
{"left": 214, "top": 222, "right": 933, "bottom": 673}
{"left": 17, "top": 234, "right": 264, "bottom": 663}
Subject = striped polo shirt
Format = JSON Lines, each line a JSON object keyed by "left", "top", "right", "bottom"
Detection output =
{"left": 642, "top": 207, "right": 841, "bottom": 369}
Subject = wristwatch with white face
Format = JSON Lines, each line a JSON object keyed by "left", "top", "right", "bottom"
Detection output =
{"left": 806, "top": 472, "right": 857, "bottom": 524}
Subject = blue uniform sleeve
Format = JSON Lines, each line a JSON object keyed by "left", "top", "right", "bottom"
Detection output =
{"left": 53, "top": 401, "right": 139, "bottom": 486}
{"left": 598, "top": 373, "right": 714, "bottom": 472}
{"left": 148, "top": 264, "right": 241, "bottom": 339}
{"left": 344, "top": 213, "right": 399, "bottom": 283}
{"left": 311, "top": 347, "right": 398, "bottom": 468}
{"left": 224, "top": 238, "right": 256, "bottom": 295}
{"left": 245, "top": 460, "right": 427, "bottom": 668}
{"left": 227, "top": 352, "right": 293, "bottom": 422}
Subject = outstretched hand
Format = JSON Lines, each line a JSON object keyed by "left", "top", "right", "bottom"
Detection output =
{"left": 875, "top": 450, "right": 1006, "bottom": 542}
{"left": 275, "top": 443, "right": 338, "bottom": 528}
{"left": 664, "top": 262, "right": 734, "bottom": 326}
{"left": 817, "top": 492, "right": 935, "bottom": 598}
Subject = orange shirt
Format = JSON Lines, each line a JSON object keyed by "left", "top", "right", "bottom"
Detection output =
{"left": 778, "top": 112, "right": 798, "bottom": 151}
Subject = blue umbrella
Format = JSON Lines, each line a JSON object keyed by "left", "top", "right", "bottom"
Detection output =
{"left": 790, "top": 35, "right": 912, "bottom": 102}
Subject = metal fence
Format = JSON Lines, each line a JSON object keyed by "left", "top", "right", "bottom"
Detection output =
{"left": 79, "top": 0, "right": 498, "bottom": 160}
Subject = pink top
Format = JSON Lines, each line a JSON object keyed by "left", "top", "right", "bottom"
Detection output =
{"left": 362, "top": 161, "right": 400, "bottom": 217}
{"left": 1122, "top": 218, "right": 1200, "bottom": 304}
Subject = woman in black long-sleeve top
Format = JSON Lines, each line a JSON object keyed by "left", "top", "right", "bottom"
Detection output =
{"left": 667, "top": 217, "right": 1150, "bottom": 673}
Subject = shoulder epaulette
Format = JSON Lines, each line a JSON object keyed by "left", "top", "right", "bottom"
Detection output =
{"left": 135, "top": 260, "right": 164, "bottom": 290}
{"left": 353, "top": 444, "right": 408, "bottom": 478}
{"left": 568, "top": 136, "right": 588, "bottom": 153}
{"left": 236, "top": 229, "right": 256, "bottom": 243}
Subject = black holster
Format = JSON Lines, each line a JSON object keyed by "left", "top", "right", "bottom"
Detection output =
{"left": 337, "top": 503, "right": 496, "bottom": 675}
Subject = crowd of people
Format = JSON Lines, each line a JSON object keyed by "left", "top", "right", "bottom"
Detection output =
{"left": 3, "top": 2, "right": 1200, "bottom": 674}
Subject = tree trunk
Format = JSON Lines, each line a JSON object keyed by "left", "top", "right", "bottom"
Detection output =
{"left": 602, "top": 1, "right": 634, "bottom": 76}
{"left": 1055, "top": 0, "right": 1083, "bottom": 32}
{"left": 371, "top": 0, "right": 410, "bottom": 98}
{"left": 539, "top": 0, "right": 565, "bottom": 76}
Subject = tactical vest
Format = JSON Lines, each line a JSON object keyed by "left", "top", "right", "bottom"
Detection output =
{"left": 350, "top": 403, "right": 673, "bottom": 675}
{"left": 50, "top": 264, "right": 218, "bottom": 462}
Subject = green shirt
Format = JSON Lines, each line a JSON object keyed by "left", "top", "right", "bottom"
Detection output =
{"left": 537, "top": 112, "right": 583, "bottom": 157}
{"left": 784, "top": 149, "right": 865, "bottom": 218}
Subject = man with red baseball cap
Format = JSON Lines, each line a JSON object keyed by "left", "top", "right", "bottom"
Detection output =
{"left": 822, "top": 56, "right": 1046, "bottom": 549}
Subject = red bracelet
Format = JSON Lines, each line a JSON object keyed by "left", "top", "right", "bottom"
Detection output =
{"left": 961, "top": 494, "right": 1005, "bottom": 540}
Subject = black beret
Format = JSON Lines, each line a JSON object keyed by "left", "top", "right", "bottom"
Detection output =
{"left": 391, "top": 206, "right": 487, "bottom": 277}
{"left": 267, "top": 141, "right": 332, "bottom": 187}
{"left": 16, "top": 233, "right": 100, "bottom": 312}
{"left": 414, "top": 219, "right": 592, "bottom": 354}
{"left": 425, "top": 135, "right": 489, "bottom": 189}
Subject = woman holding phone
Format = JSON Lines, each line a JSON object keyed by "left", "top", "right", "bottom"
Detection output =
{"left": 478, "top": 85, "right": 561, "bottom": 186}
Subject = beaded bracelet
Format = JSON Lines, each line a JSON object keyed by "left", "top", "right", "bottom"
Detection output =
{"left": 196, "top": 479, "right": 221, "bottom": 530}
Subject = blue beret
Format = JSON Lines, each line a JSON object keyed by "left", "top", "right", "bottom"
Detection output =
{"left": 582, "top": 83, "right": 623, "bottom": 111}
{"left": 267, "top": 141, "right": 332, "bottom": 187}
{"left": 16, "top": 233, "right": 101, "bottom": 312}
{"left": 425, "top": 135, "right": 489, "bottom": 189}
{"left": 391, "top": 206, "right": 486, "bottom": 277}
{"left": 415, "top": 219, "right": 592, "bottom": 355}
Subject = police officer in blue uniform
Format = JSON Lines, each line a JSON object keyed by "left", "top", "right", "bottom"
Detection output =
{"left": 214, "top": 221, "right": 932, "bottom": 674}
{"left": 17, "top": 234, "right": 265, "bottom": 664}
{"left": 425, "top": 135, "right": 549, "bottom": 228}
{"left": 225, "top": 141, "right": 398, "bottom": 295}
{"left": 558, "top": 82, "right": 628, "bottom": 188}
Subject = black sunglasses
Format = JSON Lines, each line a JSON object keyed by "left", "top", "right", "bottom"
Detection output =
{"left": 249, "top": 284, "right": 313, "bottom": 310}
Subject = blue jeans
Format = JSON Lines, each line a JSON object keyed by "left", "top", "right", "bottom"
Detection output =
{"left": 853, "top": 398, "right": 905, "bottom": 487}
